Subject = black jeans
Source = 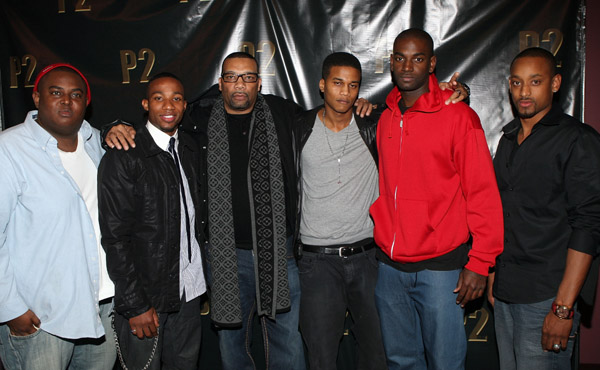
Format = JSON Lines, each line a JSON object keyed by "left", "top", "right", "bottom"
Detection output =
{"left": 113, "top": 295, "right": 203, "bottom": 370}
{"left": 298, "top": 246, "right": 387, "bottom": 370}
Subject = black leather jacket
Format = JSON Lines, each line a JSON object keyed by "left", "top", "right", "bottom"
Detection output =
{"left": 292, "top": 105, "right": 381, "bottom": 255}
{"left": 98, "top": 125, "right": 205, "bottom": 319}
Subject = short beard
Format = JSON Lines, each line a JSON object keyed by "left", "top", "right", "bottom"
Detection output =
{"left": 517, "top": 110, "right": 537, "bottom": 119}
{"left": 228, "top": 93, "right": 250, "bottom": 111}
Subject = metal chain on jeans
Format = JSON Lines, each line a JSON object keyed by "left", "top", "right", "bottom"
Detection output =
{"left": 111, "top": 311, "right": 159, "bottom": 370}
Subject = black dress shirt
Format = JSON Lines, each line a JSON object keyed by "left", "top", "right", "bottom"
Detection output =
{"left": 493, "top": 105, "right": 600, "bottom": 303}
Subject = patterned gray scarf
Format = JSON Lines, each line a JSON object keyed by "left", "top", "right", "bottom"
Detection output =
{"left": 207, "top": 94, "right": 290, "bottom": 326}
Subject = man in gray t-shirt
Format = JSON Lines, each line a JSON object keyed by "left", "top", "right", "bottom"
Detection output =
{"left": 299, "top": 112, "right": 378, "bottom": 245}
{"left": 294, "top": 52, "right": 387, "bottom": 370}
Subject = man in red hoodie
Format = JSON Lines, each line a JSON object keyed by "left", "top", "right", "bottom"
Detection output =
{"left": 370, "top": 28, "right": 504, "bottom": 370}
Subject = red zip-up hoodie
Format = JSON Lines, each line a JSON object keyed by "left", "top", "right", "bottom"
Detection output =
{"left": 370, "top": 74, "right": 503, "bottom": 276}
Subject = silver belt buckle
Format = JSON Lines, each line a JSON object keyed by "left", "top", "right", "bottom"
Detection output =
{"left": 339, "top": 246, "right": 350, "bottom": 258}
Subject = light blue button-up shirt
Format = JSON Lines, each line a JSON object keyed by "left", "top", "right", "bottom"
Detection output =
{"left": 0, "top": 111, "right": 105, "bottom": 340}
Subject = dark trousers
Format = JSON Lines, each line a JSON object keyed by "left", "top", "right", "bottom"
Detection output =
{"left": 298, "top": 246, "right": 387, "bottom": 370}
{"left": 113, "top": 295, "right": 202, "bottom": 370}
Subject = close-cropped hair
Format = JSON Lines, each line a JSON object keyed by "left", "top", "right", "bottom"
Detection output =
{"left": 511, "top": 47, "right": 557, "bottom": 76}
{"left": 394, "top": 28, "right": 435, "bottom": 55}
{"left": 221, "top": 52, "right": 258, "bottom": 72}
{"left": 148, "top": 72, "right": 182, "bottom": 85}
{"left": 145, "top": 72, "right": 184, "bottom": 98}
{"left": 322, "top": 52, "right": 362, "bottom": 80}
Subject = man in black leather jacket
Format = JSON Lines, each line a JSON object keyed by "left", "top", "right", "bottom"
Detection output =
{"left": 99, "top": 73, "right": 206, "bottom": 369}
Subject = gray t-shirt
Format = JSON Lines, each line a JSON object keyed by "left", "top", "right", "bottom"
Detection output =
{"left": 299, "top": 114, "right": 379, "bottom": 245}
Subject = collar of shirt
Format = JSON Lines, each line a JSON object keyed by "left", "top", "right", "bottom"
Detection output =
{"left": 146, "top": 121, "right": 178, "bottom": 151}
{"left": 502, "top": 105, "right": 563, "bottom": 139}
{"left": 26, "top": 110, "right": 94, "bottom": 150}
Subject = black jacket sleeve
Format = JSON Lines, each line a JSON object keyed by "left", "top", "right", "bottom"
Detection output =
{"left": 98, "top": 149, "right": 152, "bottom": 318}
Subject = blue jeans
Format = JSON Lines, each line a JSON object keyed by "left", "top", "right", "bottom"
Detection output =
{"left": 216, "top": 240, "right": 305, "bottom": 370}
{"left": 375, "top": 264, "right": 466, "bottom": 370}
{"left": 494, "top": 298, "right": 579, "bottom": 370}
{"left": 298, "top": 247, "right": 387, "bottom": 370}
{"left": 0, "top": 299, "right": 116, "bottom": 370}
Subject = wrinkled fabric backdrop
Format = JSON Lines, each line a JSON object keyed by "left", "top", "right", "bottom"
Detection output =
{"left": 0, "top": 0, "right": 585, "bottom": 155}
{"left": 0, "top": 1, "right": 586, "bottom": 369}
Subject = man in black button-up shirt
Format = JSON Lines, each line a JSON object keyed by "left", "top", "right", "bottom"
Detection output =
{"left": 488, "top": 47, "right": 600, "bottom": 369}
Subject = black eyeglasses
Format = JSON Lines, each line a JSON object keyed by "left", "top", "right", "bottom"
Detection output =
{"left": 221, "top": 72, "right": 259, "bottom": 83}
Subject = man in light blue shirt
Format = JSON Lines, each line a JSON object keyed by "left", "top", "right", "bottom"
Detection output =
{"left": 0, "top": 64, "right": 115, "bottom": 370}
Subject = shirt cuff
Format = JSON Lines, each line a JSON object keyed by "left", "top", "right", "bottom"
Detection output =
{"left": 464, "top": 256, "right": 491, "bottom": 276}
{"left": 568, "top": 228, "right": 598, "bottom": 256}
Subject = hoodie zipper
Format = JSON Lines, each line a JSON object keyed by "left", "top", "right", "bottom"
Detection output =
{"left": 390, "top": 115, "right": 404, "bottom": 257}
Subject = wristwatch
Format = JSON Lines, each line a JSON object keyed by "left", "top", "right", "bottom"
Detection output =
{"left": 461, "top": 82, "right": 471, "bottom": 98}
{"left": 551, "top": 302, "right": 574, "bottom": 319}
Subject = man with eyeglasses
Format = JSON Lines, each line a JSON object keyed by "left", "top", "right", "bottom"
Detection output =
{"left": 196, "top": 52, "right": 305, "bottom": 370}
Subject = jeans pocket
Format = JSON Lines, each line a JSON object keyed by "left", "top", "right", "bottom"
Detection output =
{"left": 9, "top": 327, "right": 42, "bottom": 341}
{"left": 297, "top": 254, "right": 316, "bottom": 274}
{"left": 365, "top": 248, "right": 379, "bottom": 269}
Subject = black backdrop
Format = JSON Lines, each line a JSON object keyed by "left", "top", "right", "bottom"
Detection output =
{"left": 0, "top": 0, "right": 585, "bottom": 156}
{"left": 0, "top": 1, "right": 586, "bottom": 369}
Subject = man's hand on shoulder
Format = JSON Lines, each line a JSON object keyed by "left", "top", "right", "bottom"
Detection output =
{"left": 129, "top": 307, "right": 159, "bottom": 339}
{"left": 7, "top": 309, "right": 41, "bottom": 336}
{"left": 354, "top": 98, "right": 376, "bottom": 117}
{"left": 454, "top": 268, "right": 486, "bottom": 307}
{"left": 106, "top": 124, "right": 136, "bottom": 150}
{"left": 439, "top": 72, "right": 470, "bottom": 105}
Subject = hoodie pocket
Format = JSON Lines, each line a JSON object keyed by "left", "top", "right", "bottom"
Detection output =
{"left": 370, "top": 195, "right": 395, "bottom": 254}
{"left": 395, "top": 199, "right": 436, "bottom": 257}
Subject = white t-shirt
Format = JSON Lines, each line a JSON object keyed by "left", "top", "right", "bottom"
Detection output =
{"left": 59, "top": 133, "right": 114, "bottom": 301}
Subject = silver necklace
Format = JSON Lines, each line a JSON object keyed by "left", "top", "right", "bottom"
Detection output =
{"left": 321, "top": 109, "right": 350, "bottom": 184}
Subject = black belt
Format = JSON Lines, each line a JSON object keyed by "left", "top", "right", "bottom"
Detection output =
{"left": 299, "top": 241, "right": 375, "bottom": 258}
